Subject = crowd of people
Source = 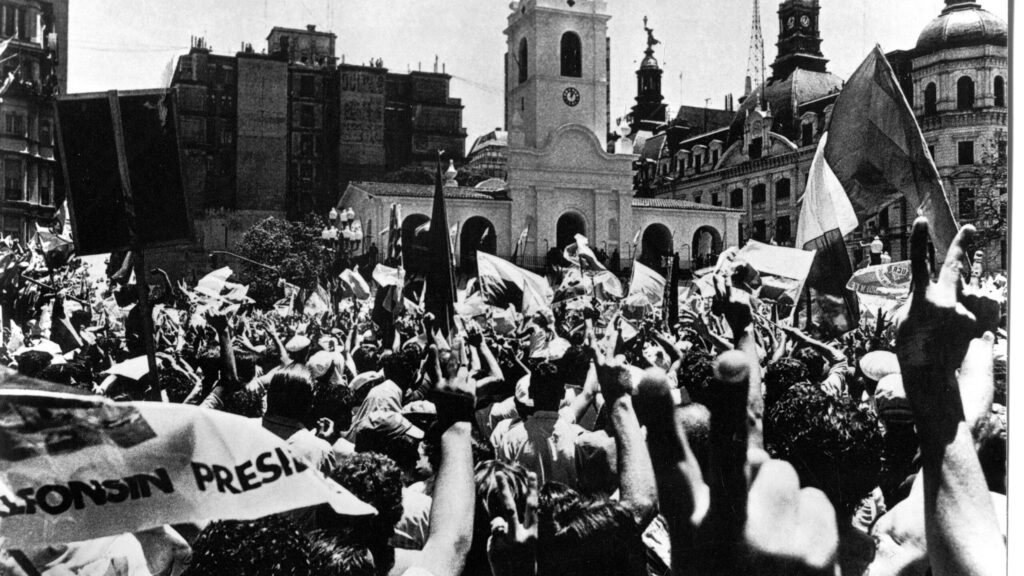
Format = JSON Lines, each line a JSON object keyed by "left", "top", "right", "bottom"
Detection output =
{"left": 0, "top": 216, "right": 1008, "bottom": 576}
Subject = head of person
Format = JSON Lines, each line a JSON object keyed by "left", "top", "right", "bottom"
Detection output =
{"left": 353, "top": 410, "right": 424, "bottom": 474}
{"left": 557, "top": 345, "right": 591, "bottom": 388}
{"left": 537, "top": 495, "right": 646, "bottom": 576}
{"left": 184, "top": 516, "right": 314, "bottom": 576}
{"left": 764, "top": 358, "right": 810, "bottom": 408}
{"left": 322, "top": 453, "right": 404, "bottom": 574}
{"left": 266, "top": 363, "right": 315, "bottom": 422}
{"left": 234, "top": 350, "right": 261, "bottom": 384}
{"left": 16, "top": 350, "right": 53, "bottom": 379}
{"left": 223, "top": 387, "right": 265, "bottom": 419}
{"left": 792, "top": 346, "right": 828, "bottom": 382}
{"left": 352, "top": 346, "right": 379, "bottom": 374}
{"left": 765, "top": 383, "right": 883, "bottom": 518}
{"left": 676, "top": 349, "right": 715, "bottom": 407}
{"left": 313, "top": 381, "right": 355, "bottom": 439}
{"left": 308, "top": 535, "right": 376, "bottom": 576}
{"left": 529, "top": 361, "right": 563, "bottom": 412}
{"left": 379, "top": 348, "right": 420, "bottom": 391}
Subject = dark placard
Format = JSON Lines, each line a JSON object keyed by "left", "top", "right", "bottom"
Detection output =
{"left": 56, "top": 89, "right": 192, "bottom": 256}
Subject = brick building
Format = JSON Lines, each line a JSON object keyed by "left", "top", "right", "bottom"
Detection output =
{"left": 0, "top": 0, "right": 67, "bottom": 242}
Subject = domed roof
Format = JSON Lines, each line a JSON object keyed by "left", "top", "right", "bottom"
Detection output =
{"left": 916, "top": 1, "right": 1007, "bottom": 55}
{"left": 640, "top": 52, "right": 659, "bottom": 70}
{"left": 730, "top": 68, "right": 844, "bottom": 143}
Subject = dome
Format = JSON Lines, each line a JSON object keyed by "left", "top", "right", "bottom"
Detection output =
{"left": 730, "top": 68, "right": 844, "bottom": 143}
{"left": 640, "top": 52, "right": 659, "bottom": 70}
{"left": 915, "top": 1, "right": 1007, "bottom": 55}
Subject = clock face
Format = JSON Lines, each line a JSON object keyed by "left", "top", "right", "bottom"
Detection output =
{"left": 800, "top": 15, "right": 811, "bottom": 27}
{"left": 787, "top": 16, "right": 795, "bottom": 29}
{"left": 563, "top": 87, "right": 581, "bottom": 107}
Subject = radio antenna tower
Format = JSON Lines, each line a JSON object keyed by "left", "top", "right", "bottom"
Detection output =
{"left": 744, "top": 0, "right": 766, "bottom": 108}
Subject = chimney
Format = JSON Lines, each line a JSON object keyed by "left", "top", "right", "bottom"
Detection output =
{"left": 307, "top": 24, "right": 316, "bottom": 32}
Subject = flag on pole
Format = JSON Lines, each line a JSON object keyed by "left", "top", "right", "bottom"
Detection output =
{"left": 627, "top": 260, "right": 666, "bottom": 309}
{"left": 821, "top": 45, "right": 958, "bottom": 258}
{"left": 386, "top": 203, "right": 403, "bottom": 266}
{"left": 794, "top": 132, "right": 860, "bottom": 247}
{"left": 563, "top": 234, "right": 606, "bottom": 272}
{"left": 424, "top": 154, "right": 457, "bottom": 336}
{"left": 339, "top": 268, "right": 371, "bottom": 300}
{"left": 476, "top": 251, "right": 553, "bottom": 316}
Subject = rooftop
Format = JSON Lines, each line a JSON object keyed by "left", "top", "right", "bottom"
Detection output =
{"left": 915, "top": 0, "right": 1007, "bottom": 55}
{"left": 632, "top": 197, "right": 744, "bottom": 213}
{"left": 347, "top": 181, "right": 510, "bottom": 201}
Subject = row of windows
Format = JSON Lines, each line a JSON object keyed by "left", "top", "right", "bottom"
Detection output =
{"left": 3, "top": 160, "right": 53, "bottom": 205}
{"left": 3, "top": 112, "right": 53, "bottom": 145}
{"left": 726, "top": 179, "right": 792, "bottom": 210}
{"left": 739, "top": 215, "right": 794, "bottom": 244}
{"left": 927, "top": 139, "right": 1005, "bottom": 167}
{"left": 516, "top": 32, "right": 583, "bottom": 84}
{"left": 957, "top": 187, "right": 1007, "bottom": 221}
{"left": 923, "top": 75, "right": 1005, "bottom": 116}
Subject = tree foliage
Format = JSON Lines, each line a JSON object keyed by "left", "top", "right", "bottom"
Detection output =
{"left": 379, "top": 164, "right": 434, "bottom": 185}
{"left": 235, "top": 215, "right": 331, "bottom": 307}
{"left": 967, "top": 134, "right": 1007, "bottom": 268}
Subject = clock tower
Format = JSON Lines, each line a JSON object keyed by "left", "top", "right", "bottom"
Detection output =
{"left": 771, "top": 0, "right": 829, "bottom": 81}
{"left": 505, "top": 0, "right": 611, "bottom": 149}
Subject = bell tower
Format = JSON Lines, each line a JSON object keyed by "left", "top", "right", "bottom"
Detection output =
{"left": 771, "top": 0, "right": 828, "bottom": 80}
{"left": 629, "top": 16, "right": 666, "bottom": 133}
{"left": 505, "top": 0, "right": 610, "bottom": 149}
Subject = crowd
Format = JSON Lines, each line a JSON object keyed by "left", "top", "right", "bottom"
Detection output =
{"left": 0, "top": 216, "right": 1008, "bottom": 576}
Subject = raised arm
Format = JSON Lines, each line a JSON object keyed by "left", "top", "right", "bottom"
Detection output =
{"left": 590, "top": 331, "right": 658, "bottom": 530}
{"left": 894, "top": 219, "right": 1004, "bottom": 576}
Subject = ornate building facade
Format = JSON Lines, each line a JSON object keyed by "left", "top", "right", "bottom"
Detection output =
{"left": 637, "top": 0, "right": 1007, "bottom": 268}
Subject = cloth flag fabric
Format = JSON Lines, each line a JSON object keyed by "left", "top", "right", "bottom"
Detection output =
{"left": 736, "top": 241, "right": 817, "bottom": 320}
{"left": 303, "top": 284, "right": 332, "bottom": 318}
{"left": 563, "top": 234, "right": 606, "bottom": 272}
{"left": 386, "top": 203, "right": 403, "bottom": 266}
{"left": 476, "top": 251, "right": 553, "bottom": 316}
{"left": 50, "top": 296, "right": 84, "bottom": 353}
{"left": 0, "top": 382, "right": 374, "bottom": 547}
{"left": 339, "top": 268, "right": 371, "bottom": 301}
{"left": 803, "top": 229, "right": 860, "bottom": 334}
{"left": 794, "top": 132, "right": 860, "bottom": 247}
{"left": 821, "top": 45, "right": 958, "bottom": 257}
{"left": 512, "top": 226, "right": 529, "bottom": 265}
{"left": 846, "top": 260, "right": 912, "bottom": 298}
{"left": 627, "top": 261, "right": 665, "bottom": 309}
{"left": 424, "top": 156, "right": 457, "bottom": 336}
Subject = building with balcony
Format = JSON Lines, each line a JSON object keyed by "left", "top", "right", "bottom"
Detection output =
{"left": 0, "top": 0, "right": 67, "bottom": 242}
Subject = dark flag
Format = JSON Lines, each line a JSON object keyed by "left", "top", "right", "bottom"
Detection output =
{"left": 424, "top": 154, "right": 456, "bottom": 336}
{"left": 50, "top": 295, "right": 84, "bottom": 353}
{"left": 822, "top": 45, "right": 958, "bottom": 259}
{"left": 386, "top": 203, "right": 402, "bottom": 266}
{"left": 803, "top": 229, "right": 859, "bottom": 336}
{"left": 662, "top": 253, "right": 679, "bottom": 330}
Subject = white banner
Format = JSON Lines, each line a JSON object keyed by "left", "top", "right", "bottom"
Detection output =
{"left": 0, "top": 384, "right": 374, "bottom": 547}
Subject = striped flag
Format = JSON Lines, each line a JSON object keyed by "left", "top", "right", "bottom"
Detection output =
{"left": 476, "top": 251, "right": 553, "bottom": 316}
{"left": 818, "top": 45, "right": 958, "bottom": 258}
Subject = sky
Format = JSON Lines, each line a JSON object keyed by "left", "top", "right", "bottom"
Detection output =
{"left": 69, "top": 0, "right": 1009, "bottom": 143}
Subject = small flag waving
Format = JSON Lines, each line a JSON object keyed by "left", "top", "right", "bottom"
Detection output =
{"left": 476, "top": 251, "right": 553, "bottom": 316}
{"left": 563, "top": 234, "right": 606, "bottom": 272}
{"left": 795, "top": 132, "right": 860, "bottom": 248}
{"left": 627, "top": 260, "right": 665, "bottom": 309}
{"left": 822, "top": 45, "right": 958, "bottom": 258}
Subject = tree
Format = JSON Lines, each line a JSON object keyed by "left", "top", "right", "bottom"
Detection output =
{"left": 234, "top": 215, "right": 332, "bottom": 307}
{"left": 965, "top": 133, "right": 1007, "bottom": 271}
{"left": 379, "top": 164, "right": 434, "bottom": 185}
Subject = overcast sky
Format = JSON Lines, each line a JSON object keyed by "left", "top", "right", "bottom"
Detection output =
{"left": 69, "top": 0, "right": 1008, "bottom": 142}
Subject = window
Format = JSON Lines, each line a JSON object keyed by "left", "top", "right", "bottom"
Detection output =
{"left": 997, "top": 140, "right": 1007, "bottom": 163}
{"left": 4, "top": 158, "right": 22, "bottom": 200}
{"left": 39, "top": 119, "right": 51, "bottom": 146}
{"left": 748, "top": 137, "right": 763, "bottom": 160}
{"left": 299, "top": 104, "right": 315, "bottom": 128}
{"left": 693, "top": 192, "right": 702, "bottom": 204}
{"left": 730, "top": 188, "right": 744, "bottom": 208}
{"left": 711, "top": 149, "right": 720, "bottom": 166}
{"left": 517, "top": 38, "right": 528, "bottom": 84}
{"left": 738, "top": 222, "right": 745, "bottom": 242}
{"left": 776, "top": 178, "right": 791, "bottom": 204}
{"left": 928, "top": 145, "right": 936, "bottom": 162}
{"left": 879, "top": 205, "right": 889, "bottom": 232}
{"left": 711, "top": 193, "right": 721, "bottom": 207}
{"left": 995, "top": 76, "right": 1005, "bottom": 107}
{"left": 957, "top": 76, "right": 975, "bottom": 110}
{"left": 999, "top": 188, "right": 1007, "bottom": 219}
{"left": 958, "top": 188, "right": 975, "bottom": 220}
{"left": 924, "top": 83, "right": 937, "bottom": 116}
{"left": 299, "top": 133, "right": 314, "bottom": 156}
{"left": 560, "top": 32, "right": 582, "bottom": 77}
{"left": 776, "top": 216, "right": 791, "bottom": 244}
{"left": 693, "top": 153, "right": 701, "bottom": 174}
{"left": 753, "top": 219, "right": 767, "bottom": 242}
{"left": 299, "top": 75, "right": 315, "bottom": 98}
{"left": 957, "top": 141, "right": 975, "bottom": 165}
{"left": 299, "top": 163, "right": 313, "bottom": 183}
{"left": 752, "top": 184, "right": 767, "bottom": 210}
{"left": 801, "top": 123, "right": 814, "bottom": 147}
{"left": 3, "top": 6, "right": 14, "bottom": 37}
{"left": 39, "top": 168, "right": 50, "bottom": 205}
{"left": 3, "top": 113, "right": 23, "bottom": 136}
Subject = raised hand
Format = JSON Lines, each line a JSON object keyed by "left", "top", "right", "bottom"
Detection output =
{"left": 487, "top": 472, "right": 539, "bottom": 576}
{"left": 712, "top": 273, "right": 753, "bottom": 340}
{"left": 588, "top": 323, "right": 633, "bottom": 401}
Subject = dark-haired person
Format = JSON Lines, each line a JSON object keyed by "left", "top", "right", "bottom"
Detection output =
{"left": 263, "top": 363, "right": 337, "bottom": 475}
{"left": 184, "top": 516, "right": 314, "bottom": 576}
{"left": 492, "top": 361, "right": 584, "bottom": 487}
